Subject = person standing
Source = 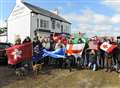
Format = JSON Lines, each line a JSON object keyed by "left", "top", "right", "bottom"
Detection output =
{"left": 66, "top": 55, "right": 73, "bottom": 72}
{"left": 22, "top": 36, "right": 32, "bottom": 70}
{"left": 54, "top": 40, "right": 65, "bottom": 68}
{"left": 14, "top": 37, "right": 22, "bottom": 69}
{"left": 33, "top": 36, "right": 43, "bottom": 54}
{"left": 97, "top": 40, "right": 105, "bottom": 69}
{"left": 104, "top": 39, "right": 113, "bottom": 72}
{"left": 66, "top": 38, "right": 74, "bottom": 72}
{"left": 33, "top": 36, "right": 43, "bottom": 64}
{"left": 42, "top": 38, "right": 50, "bottom": 66}
{"left": 105, "top": 52, "right": 113, "bottom": 72}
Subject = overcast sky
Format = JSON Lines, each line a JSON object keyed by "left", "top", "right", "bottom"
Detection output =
{"left": 0, "top": 0, "right": 120, "bottom": 37}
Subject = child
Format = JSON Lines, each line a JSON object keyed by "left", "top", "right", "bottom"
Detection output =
{"left": 88, "top": 49, "right": 97, "bottom": 71}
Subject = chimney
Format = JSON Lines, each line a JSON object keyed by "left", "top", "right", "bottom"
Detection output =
{"left": 52, "top": 8, "right": 59, "bottom": 15}
{"left": 16, "top": 0, "right": 23, "bottom": 4}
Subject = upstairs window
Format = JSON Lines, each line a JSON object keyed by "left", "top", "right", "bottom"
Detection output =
{"left": 57, "top": 22, "right": 60, "bottom": 29}
{"left": 37, "top": 18, "right": 39, "bottom": 28}
{"left": 52, "top": 20, "right": 55, "bottom": 29}
{"left": 61, "top": 25, "right": 63, "bottom": 32}
{"left": 40, "top": 19, "right": 49, "bottom": 29}
{"left": 46, "top": 21, "right": 49, "bottom": 28}
{"left": 40, "top": 19, "right": 43, "bottom": 28}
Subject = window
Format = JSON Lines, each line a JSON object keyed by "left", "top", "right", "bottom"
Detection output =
{"left": 61, "top": 25, "right": 63, "bottom": 32}
{"left": 40, "top": 19, "right": 49, "bottom": 29}
{"left": 57, "top": 22, "right": 60, "bottom": 29}
{"left": 37, "top": 18, "right": 39, "bottom": 28}
{"left": 40, "top": 19, "right": 43, "bottom": 28}
{"left": 46, "top": 21, "right": 49, "bottom": 28}
{"left": 52, "top": 20, "right": 55, "bottom": 29}
{"left": 43, "top": 21, "right": 46, "bottom": 28}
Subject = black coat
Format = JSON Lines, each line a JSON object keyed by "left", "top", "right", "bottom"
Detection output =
{"left": 33, "top": 40, "right": 43, "bottom": 55}
{"left": 89, "top": 53, "right": 97, "bottom": 63}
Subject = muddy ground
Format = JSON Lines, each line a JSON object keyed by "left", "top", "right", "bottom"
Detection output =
{"left": 0, "top": 66, "right": 120, "bottom": 88}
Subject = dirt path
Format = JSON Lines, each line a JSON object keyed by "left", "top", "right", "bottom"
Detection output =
{"left": 0, "top": 66, "right": 120, "bottom": 88}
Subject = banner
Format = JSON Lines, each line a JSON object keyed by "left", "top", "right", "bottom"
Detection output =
{"left": 32, "top": 50, "right": 44, "bottom": 62}
{"left": 66, "top": 44, "right": 85, "bottom": 56}
{"left": 43, "top": 48, "right": 65, "bottom": 58}
{"left": 6, "top": 43, "right": 32, "bottom": 65}
{"left": 32, "top": 48, "right": 65, "bottom": 62}
{"left": 100, "top": 42, "right": 117, "bottom": 53}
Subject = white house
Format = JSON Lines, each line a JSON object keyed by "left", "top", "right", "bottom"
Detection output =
{"left": 8, "top": 0, "right": 71, "bottom": 43}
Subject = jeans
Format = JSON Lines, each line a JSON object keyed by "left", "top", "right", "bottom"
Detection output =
{"left": 97, "top": 55, "right": 104, "bottom": 68}
{"left": 88, "top": 62, "right": 97, "bottom": 71}
{"left": 105, "top": 57, "right": 112, "bottom": 70}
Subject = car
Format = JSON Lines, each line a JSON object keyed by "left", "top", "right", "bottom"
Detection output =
{"left": 0, "top": 43, "right": 11, "bottom": 65}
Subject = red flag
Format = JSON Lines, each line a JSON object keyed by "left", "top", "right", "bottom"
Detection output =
{"left": 6, "top": 43, "right": 32, "bottom": 65}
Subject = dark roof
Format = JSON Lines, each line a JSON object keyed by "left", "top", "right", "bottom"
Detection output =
{"left": 23, "top": 2, "right": 71, "bottom": 24}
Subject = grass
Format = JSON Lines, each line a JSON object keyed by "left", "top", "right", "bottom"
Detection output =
{"left": 0, "top": 66, "right": 120, "bottom": 88}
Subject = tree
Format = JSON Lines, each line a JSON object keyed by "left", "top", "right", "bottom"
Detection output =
{"left": 0, "top": 28, "right": 7, "bottom": 34}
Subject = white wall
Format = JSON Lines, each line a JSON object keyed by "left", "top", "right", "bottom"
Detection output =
{"left": 8, "top": 3, "right": 31, "bottom": 20}
{"left": 30, "top": 13, "right": 37, "bottom": 40}
{"left": 61, "top": 22, "right": 71, "bottom": 34}
{"left": 8, "top": 14, "right": 31, "bottom": 43}
{"left": 0, "top": 36, "right": 7, "bottom": 42}
{"left": 8, "top": 3, "right": 31, "bottom": 43}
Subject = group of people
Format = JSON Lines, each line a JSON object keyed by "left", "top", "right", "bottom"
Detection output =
{"left": 32, "top": 35, "right": 120, "bottom": 73}
{"left": 11, "top": 34, "right": 120, "bottom": 74}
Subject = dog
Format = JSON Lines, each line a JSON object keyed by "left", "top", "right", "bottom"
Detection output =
{"left": 32, "top": 63, "right": 44, "bottom": 74}
{"left": 15, "top": 67, "right": 26, "bottom": 77}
